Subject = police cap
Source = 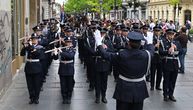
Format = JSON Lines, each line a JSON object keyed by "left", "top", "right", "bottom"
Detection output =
{"left": 115, "top": 25, "right": 122, "bottom": 30}
{"left": 31, "top": 33, "right": 39, "bottom": 39}
{"left": 153, "top": 26, "right": 162, "bottom": 31}
{"left": 127, "top": 31, "right": 144, "bottom": 41}
{"left": 32, "top": 25, "right": 42, "bottom": 31}
{"left": 99, "top": 27, "right": 108, "bottom": 33}
{"left": 140, "top": 25, "right": 149, "bottom": 29}
{"left": 166, "top": 29, "right": 176, "bottom": 34}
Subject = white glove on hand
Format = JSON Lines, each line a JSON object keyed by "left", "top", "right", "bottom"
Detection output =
{"left": 94, "top": 29, "right": 103, "bottom": 46}
{"left": 54, "top": 47, "right": 58, "bottom": 55}
{"left": 29, "top": 41, "right": 32, "bottom": 46}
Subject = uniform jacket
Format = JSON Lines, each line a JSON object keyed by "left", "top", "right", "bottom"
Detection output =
{"left": 159, "top": 37, "right": 182, "bottom": 71}
{"left": 56, "top": 47, "right": 76, "bottom": 76}
{"left": 97, "top": 44, "right": 154, "bottom": 102}
{"left": 20, "top": 44, "right": 44, "bottom": 74}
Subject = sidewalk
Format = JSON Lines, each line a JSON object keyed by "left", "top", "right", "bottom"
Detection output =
{"left": 0, "top": 43, "right": 193, "bottom": 110}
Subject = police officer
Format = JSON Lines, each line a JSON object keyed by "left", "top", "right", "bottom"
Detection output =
{"left": 20, "top": 34, "right": 44, "bottom": 104}
{"left": 159, "top": 29, "right": 181, "bottom": 102}
{"left": 150, "top": 26, "right": 163, "bottom": 91}
{"left": 94, "top": 30, "right": 154, "bottom": 110}
{"left": 54, "top": 37, "right": 76, "bottom": 104}
{"left": 94, "top": 27, "right": 114, "bottom": 104}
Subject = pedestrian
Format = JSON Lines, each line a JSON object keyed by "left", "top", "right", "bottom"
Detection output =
{"left": 176, "top": 27, "right": 188, "bottom": 74}
{"left": 94, "top": 30, "right": 154, "bottom": 110}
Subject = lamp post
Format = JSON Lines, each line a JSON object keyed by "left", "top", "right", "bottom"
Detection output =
{"left": 128, "top": 0, "right": 140, "bottom": 19}
{"left": 177, "top": 4, "right": 182, "bottom": 29}
{"left": 99, "top": 0, "right": 103, "bottom": 20}
{"left": 114, "top": 0, "right": 117, "bottom": 20}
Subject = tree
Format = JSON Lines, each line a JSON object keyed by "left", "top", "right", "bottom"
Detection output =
{"left": 168, "top": 0, "right": 180, "bottom": 5}
{"left": 64, "top": 0, "right": 122, "bottom": 14}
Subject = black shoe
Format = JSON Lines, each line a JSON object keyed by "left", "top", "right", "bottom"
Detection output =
{"left": 102, "top": 97, "right": 107, "bottom": 103}
{"left": 156, "top": 87, "right": 162, "bottom": 91}
{"left": 95, "top": 98, "right": 100, "bottom": 104}
{"left": 63, "top": 99, "right": 67, "bottom": 104}
{"left": 66, "top": 99, "right": 71, "bottom": 104}
{"left": 164, "top": 96, "right": 169, "bottom": 102}
{"left": 169, "top": 96, "right": 177, "bottom": 102}
{"left": 43, "top": 79, "right": 46, "bottom": 83}
{"left": 150, "top": 87, "right": 154, "bottom": 91}
{"left": 41, "top": 87, "right": 43, "bottom": 91}
{"left": 88, "top": 87, "right": 94, "bottom": 91}
{"left": 34, "top": 100, "right": 39, "bottom": 104}
{"left": 29, "top": 99, "right": 34, "bottom": 104}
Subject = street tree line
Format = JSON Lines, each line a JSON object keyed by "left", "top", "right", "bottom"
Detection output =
{"left": 64, "top": 0, "right": 122, "bottom": 14}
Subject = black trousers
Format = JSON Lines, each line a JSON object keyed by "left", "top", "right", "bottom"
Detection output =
{"left": 116, "top": 100, "right": 143, "bottom": 110}
{"left": 59, "top": 75, "right": 74, "bottom": 99}
{"left": 113, "top": 64, "right": 119, "bottom": 81}
{"left": 163, "top": 70, "right": 178, "bottom": 97}
{"left": 25, "top": 73, "right": 41, "bottom": 100}
{"left": 95, "top": 71, "right": 108, "bottom": 98}
{"left": 85, "top": 57, "right": 95, "bottom": 89}
{"left": 150, "top": 62, "right": 162, "bottom": 88}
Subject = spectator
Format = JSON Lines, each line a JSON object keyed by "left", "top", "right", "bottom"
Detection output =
{"left": 176, "top": 27, "right": 188, "bottom": 74}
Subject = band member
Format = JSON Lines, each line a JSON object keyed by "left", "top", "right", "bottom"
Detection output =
{"left": 20, "top": 34, "right": 44, "bottom": 104}
{"left": 159, "top": 29, "right": 181, "bottom": 102}
{"left": 150, "top": 26, "right": 163, "bottom": 91}
{"left": 94, "top": 27, "right": 114, "bottom": 104}
{"left": 53, "top": 37, "right": 76, "bottom": 104}
{"left": 94, "top": 30, "right": 154, "bottom": 110}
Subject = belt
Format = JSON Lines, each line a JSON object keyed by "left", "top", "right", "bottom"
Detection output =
{"left": 60, "top": 60, "right": 74, "bottom": 64}
{"left": 26, "top": 59, "right": 40, "bottom": 62}
{"left": 119, "top": 75, "right": 145, "bottom": 82}
{"left": 165, "top": 57, "right": 178, "bottom": 60}
{"left": 155, "top": 51, "right": 159, "bottom": 54}
{"left": 94, "top": 56, "right": 102, "bottom": 58}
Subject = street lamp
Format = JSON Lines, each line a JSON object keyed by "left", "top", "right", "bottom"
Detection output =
{"left": 99, "top": 0, "right": 103, "bottom": 20}
{"left": 128, "top": 0, "right": 141, "bottom": 19}
{"left": 177, "top": 4, "right": 182, "bottom": 29}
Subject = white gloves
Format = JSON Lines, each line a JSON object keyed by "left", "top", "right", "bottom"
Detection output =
{"left": 94, "top": 29, "right": 103, "bottom": 46}
{"left": 54, "top": 47, "right": 58, "bottom": 55}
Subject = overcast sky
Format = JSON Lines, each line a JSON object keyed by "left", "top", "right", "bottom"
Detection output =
{"left": 55, "top": 0, "right": 66, "bottom": 4}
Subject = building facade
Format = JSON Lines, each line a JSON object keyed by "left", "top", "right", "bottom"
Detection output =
{"left": 109, "top": 0, "right": 149, "bottom": 20}
{"left": 148, "top": 0, "right": 193, "bottom": 26}
{"left": 0, "top": 0, "right": 12, "bottom": 98}
{"left": 0, "top": 0, "right": 54, "bottom": 98}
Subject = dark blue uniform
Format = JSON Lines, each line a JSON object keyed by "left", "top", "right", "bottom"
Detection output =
{"left": 20, "top": 44, "right": 44, "bottom": 104}
{"left": 37, "top": 35, "right": 49, "bottom": 83}
{"left": 94, "top": 35, "right": 114, "bottom": 103}
{"left": 55, "top": 46, "right": 76, "bottom": 104}
{"left": 159, "top": 36, "right": 181, "bottom": 101}
{"left": 96, "top": 32, "right": 154, "bottom": 110}
{"left": 150, "top": 34, "right": 163, "bottom": 90}
{"left": 83, "top": 29, "right": 96, "bottom": 91}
